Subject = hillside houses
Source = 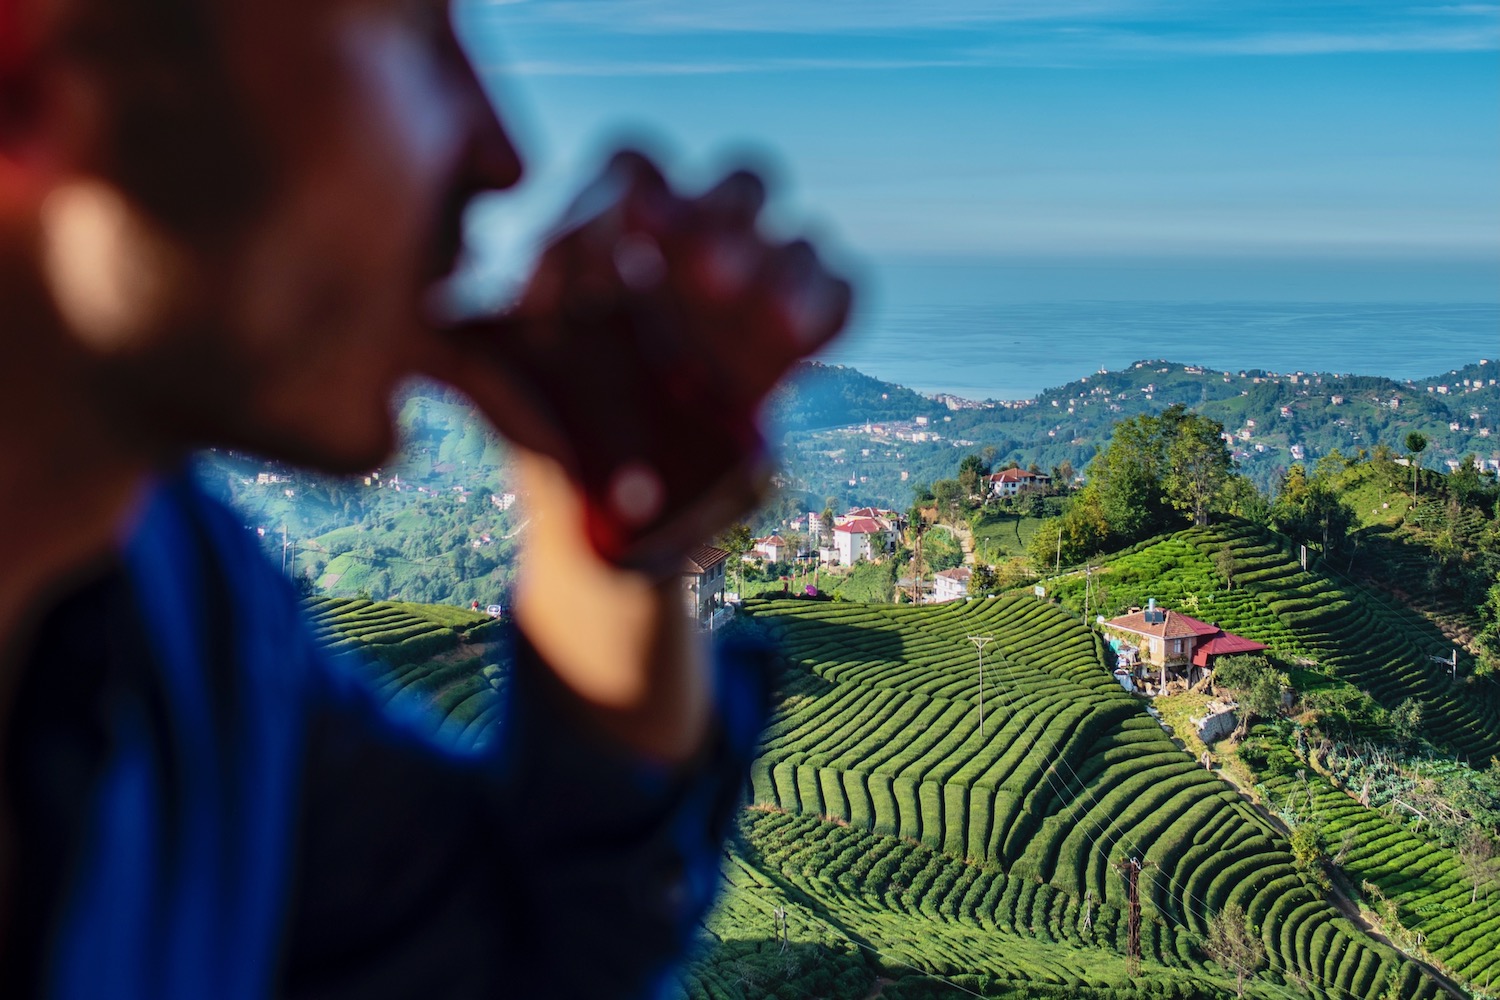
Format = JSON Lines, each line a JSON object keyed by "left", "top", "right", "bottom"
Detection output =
{"left": 833, "top": 517, "right": 891, "bottom": 565}
{"left": 807, "top": 506, "right": 906, "bottom": 565}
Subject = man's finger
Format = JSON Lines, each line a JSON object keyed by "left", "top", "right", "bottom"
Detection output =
{"left": 696, "top": 169, "right": 766, "bottom": 230}
{"left": 768, "top": 240, "right": 854, "bottom": 354}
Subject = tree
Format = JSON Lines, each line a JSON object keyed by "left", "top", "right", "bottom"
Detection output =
{"left": 1270, "top": 464, "right": 1357, "bottom": 556}
{"left": 1405, "top": 431, "right": 1427, "bottom": 505}
{"left": 1478, "top": 581, "right": 1500, "bottom": 678}
{"left": 1290, "top": 823, "right": 1331, "bottom": 890}
{"left": 716, "top": 522, "right": 754, "bottom": 596}
{"left": 1447, "top": 454, "right": 1488, "bottom": 509}
{"left": 932, "top": 479, "right": 963, "bottom": 522}
{"left": 1204, "top": 902, "right": 1265, "bottom": 998}
{"left": 1213, "top": 654, "right": 1284, "bottom": 730}
{"left": 1162, "top": 413, "right": 1232, "bottom": 527}
{"left": 1388, "top": 697, "right": 1422, "bottom": 747}
{"left": 1087, "top": 404, "right": 1234, "bottom": 542}
{"left": 1457, "top": 827, "right": 1494, "bottom": 904}
{"left": 1088, "top": 413, "right": 1170, "bottom": 541}
{"left": 968, "top": 563, "right": 1000, "bottom": 597}
{"left": 1215, "top": 546, "right": 1238, "bottom": 591}
{"left": 957, "top": 453, "right": 991, "bottom": 499}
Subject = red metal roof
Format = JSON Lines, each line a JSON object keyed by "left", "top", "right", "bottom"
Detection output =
{"left": 1191, "top": 634, "right": 1267, "bottom": 667}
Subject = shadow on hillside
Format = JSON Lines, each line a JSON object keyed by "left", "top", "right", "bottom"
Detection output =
{"left": 676, "top": 937, "right": 877, "bottom": 1000}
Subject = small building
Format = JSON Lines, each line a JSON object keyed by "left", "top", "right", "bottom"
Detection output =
{"left": 753, "top": 534, "right": 788, "bottom": 563}
{"left": 1102, "top": 599, "right": 1266, "bottom": 691}
{"left": 987, "top": 468, "right": 1052, "bottom": 497}
{"left": 682, "top": 545, "right": 730, "bottom": 624}
{"left": 932, "top": 567, "right": 972, "bottom": 603}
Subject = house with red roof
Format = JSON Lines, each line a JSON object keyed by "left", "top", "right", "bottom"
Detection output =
{"left": 752, "top": 534, "right": 788, "bottom": 562}
{"left": 987, "top": 468, "right": 1052, "bottom": 497}
{"left": 1102, "top": 599, "right": 1266, "bottom": 689}
{"left": 832, "top": 517, "right": 890, "bottom": 565}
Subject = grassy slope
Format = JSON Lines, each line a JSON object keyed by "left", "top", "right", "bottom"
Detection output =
{"left": 972, "top": 511, "right": 1045, "bottom": 562}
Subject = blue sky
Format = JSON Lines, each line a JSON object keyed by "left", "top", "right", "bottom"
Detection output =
{"left": 452, "top": 1, "right": 1500, "bottom": 304}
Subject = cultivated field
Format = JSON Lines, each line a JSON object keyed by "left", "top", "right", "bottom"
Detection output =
{"left": 728, "top": 595, "right": 1444, "bottom": 999}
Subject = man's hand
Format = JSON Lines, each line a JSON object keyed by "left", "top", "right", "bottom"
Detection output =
{"left": 431, "top": 150, "right": 853, "bottom": 575}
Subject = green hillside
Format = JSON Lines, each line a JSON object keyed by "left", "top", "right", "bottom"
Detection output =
{"left": 727, "top": 595, "right": 1446, "bottom": 999}
{"left": 1042, "top": 521, "right": 1500, "bottom": 762}
{"left": 306, "top": 597, "right": 509, "bottom": 750}
{"left": 781, "top": 357, "right": 1498, "bottom": 510}
{"left": 308, "top": 596, "right": 1498, "bottom": 997}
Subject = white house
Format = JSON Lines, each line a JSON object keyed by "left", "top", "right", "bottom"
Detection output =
{"left": 987, "top": 468, "right": 1051, "bottom": 497}
{"left": 932, "top": 567, "right": 972, "bottom": 602}
{"left": 813, "top": 507, "right": 903, "bottom": 563}
{"left": 753, "top": 534, "right": 788, "bottom": 562}
{"left": 832, "top": 518, "right": 887, "bottom": 565}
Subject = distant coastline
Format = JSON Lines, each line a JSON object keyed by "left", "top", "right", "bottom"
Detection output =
{"left": 910, "top": 354, "right": 1497, "bottom": 411}
{"left": 817, "top": 300, "right": 1500, "bottom": 401}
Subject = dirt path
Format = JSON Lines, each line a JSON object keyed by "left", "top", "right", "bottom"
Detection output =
{"left": 948, "top": 520, "right": 976, "bottom": 566}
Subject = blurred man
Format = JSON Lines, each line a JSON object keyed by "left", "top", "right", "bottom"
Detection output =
{"left": 0, "top": 0, "right": 850, "bottom": 996}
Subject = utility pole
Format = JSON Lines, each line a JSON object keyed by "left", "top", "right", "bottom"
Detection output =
{"left": 967, "top": 635, "right": 994, "bottom": 739}
{"left": 1055, "top": 528, "right": 1063, "bottom": 577}
{"left": 913, "top": 524, "right": 924, "bottom": 605}
{"left": 281, "top": 523, "right": 288, "bottom": 575}
{"left": 1114, "top": 857, "right": 1154, "bottom": 977}
{"left": 1084, "top": 565, "right": 1092, "bottom": 621}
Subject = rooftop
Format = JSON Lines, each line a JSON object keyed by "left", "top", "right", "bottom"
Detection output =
{"left": 682, "top": 545, "right": 730, "bottom": 575}
{"left": 1105, "top": 608, "right": 1221, "bottom": 640}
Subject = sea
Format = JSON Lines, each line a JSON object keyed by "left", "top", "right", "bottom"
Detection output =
{"left": 815, "top": 257, "right": 1500, "bottom": 400}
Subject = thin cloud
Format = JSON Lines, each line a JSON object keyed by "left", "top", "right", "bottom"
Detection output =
{"left": 1103, "top": 25, "right": 1500, "bottom": 55}
{"left": 495, "top": 56, "right": 978, "bottom": 77}
{"left": 492, "top": 0, "right": 1160, "bottom": 34}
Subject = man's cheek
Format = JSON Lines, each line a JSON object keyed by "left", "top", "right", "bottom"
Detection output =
{"left": 337, "top": 14, "right": 463, "bottom": 195}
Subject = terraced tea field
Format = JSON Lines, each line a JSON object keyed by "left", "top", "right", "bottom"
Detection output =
{"left": 731, "top": 595, "right": 1443, "bottom": 999}
{"left": 306, "top": 597, "right": 508, "bottom": 749}
{"left": 1045, "top": 521, "right": 1500, "bottom": 761}
{"left": 1255, "top": 763, "right": 1500, "bottom": 991}
{"left": 308, "top": 596, "right": 1485, "bottom": 998}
